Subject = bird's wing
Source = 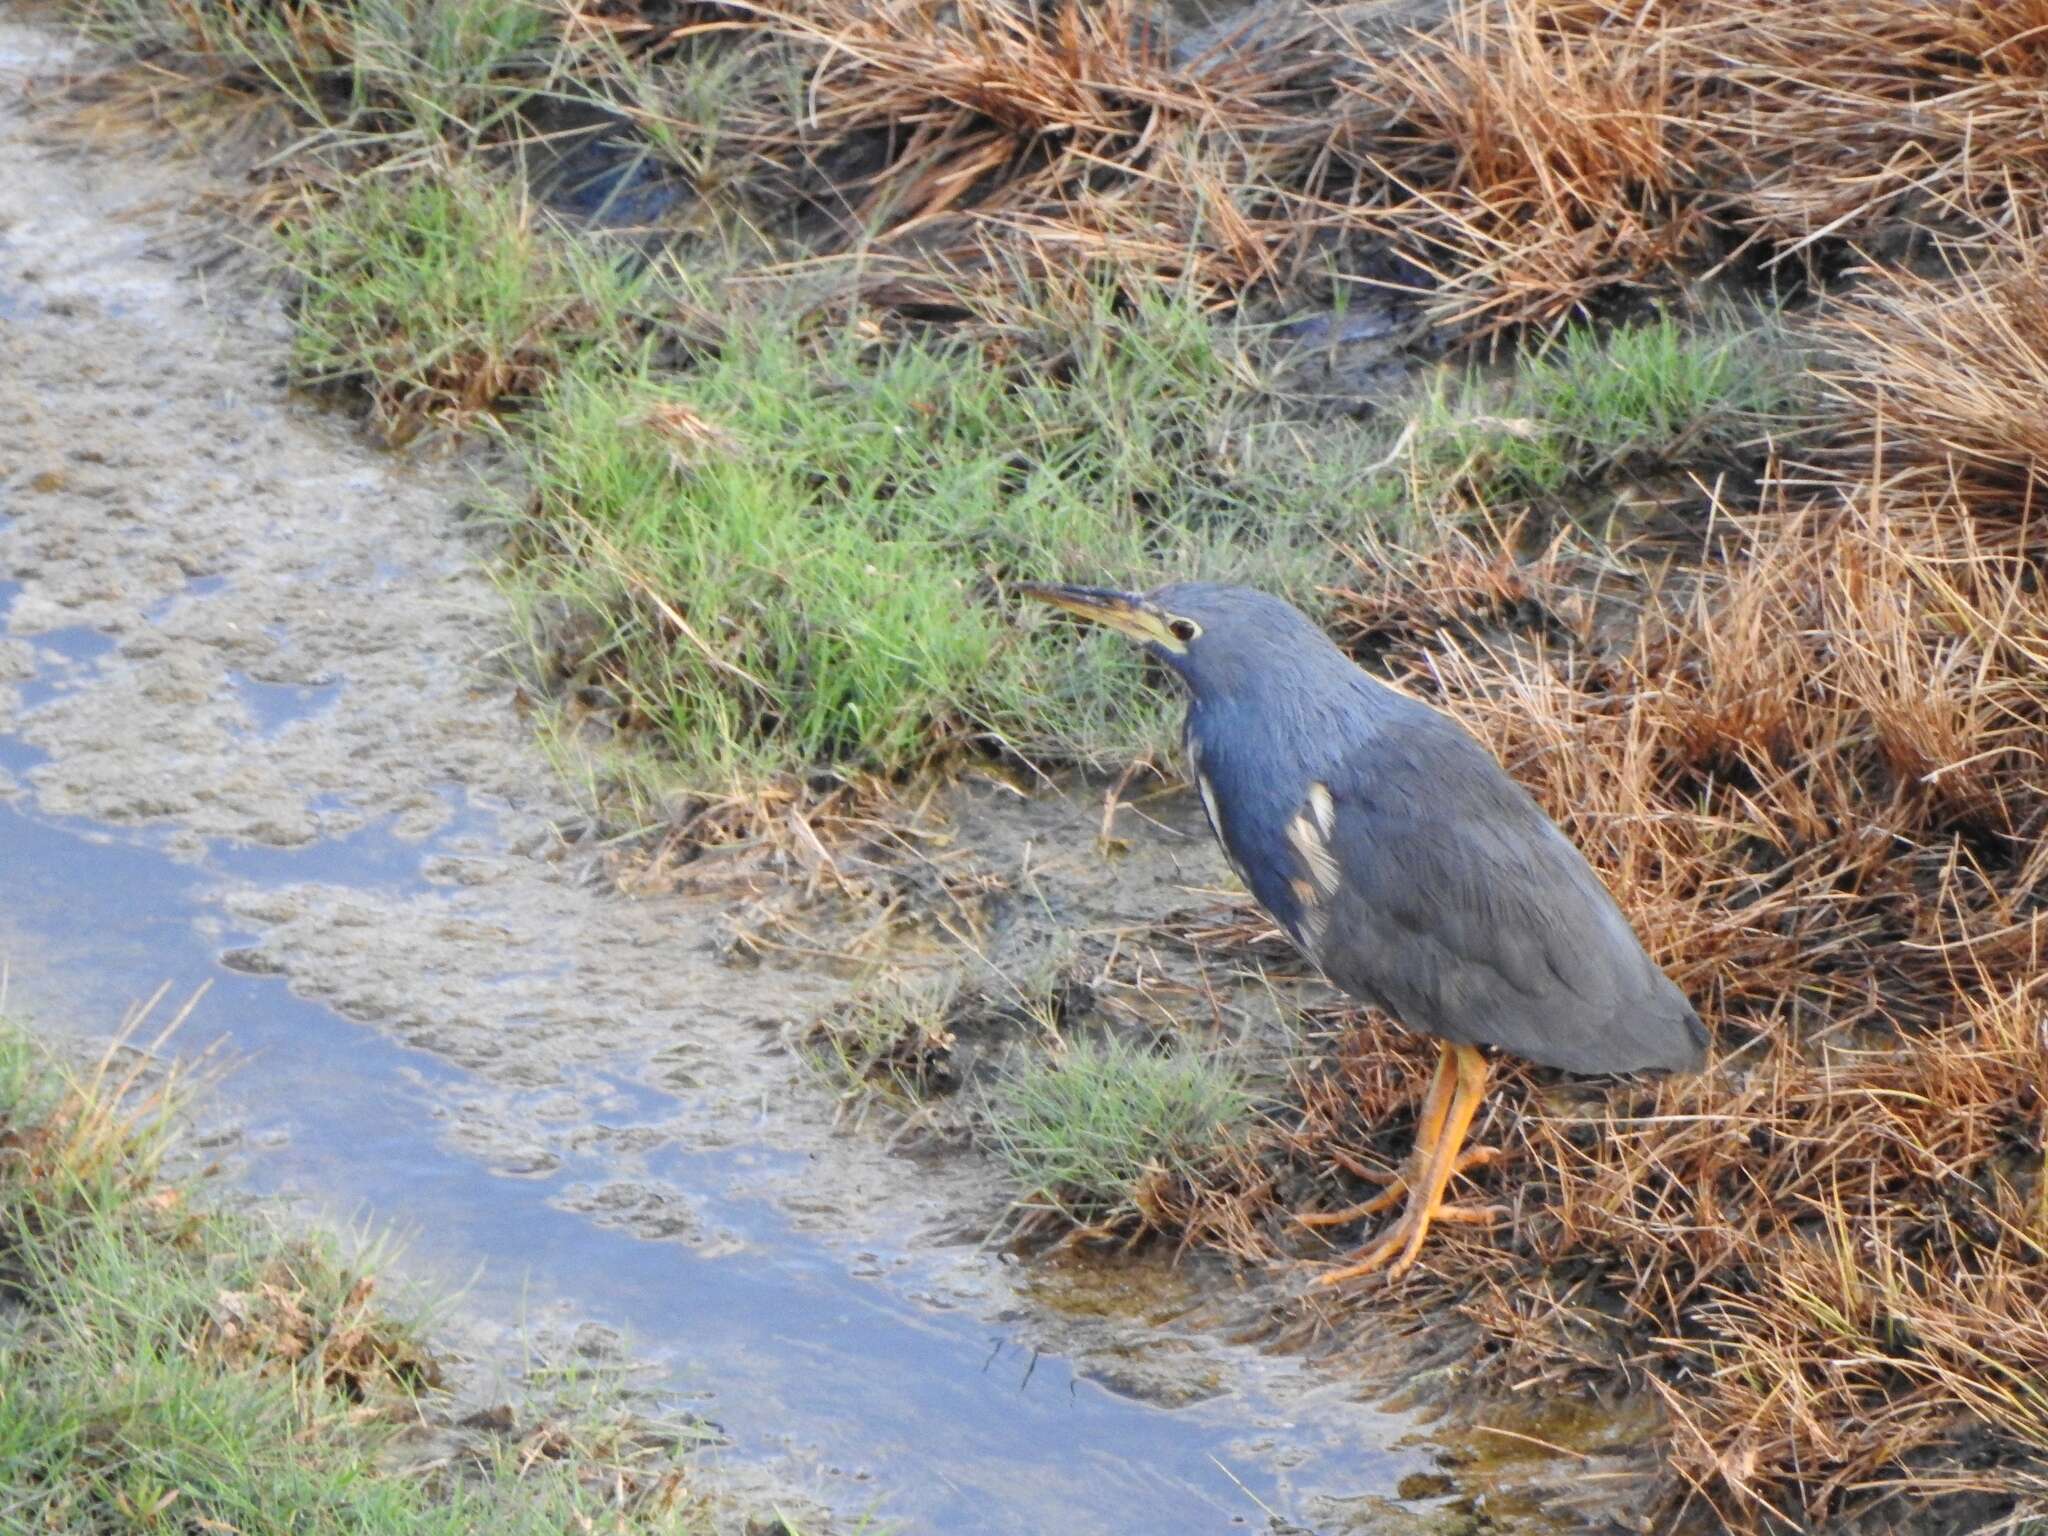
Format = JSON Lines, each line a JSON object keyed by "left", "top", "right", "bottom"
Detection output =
{"left": 1298, "top": 714, "right": 1704, "bottom": 1075}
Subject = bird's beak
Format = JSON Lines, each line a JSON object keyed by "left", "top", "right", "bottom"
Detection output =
{"left": 1015, "top": 583, "right": 1185, "bottom": 652}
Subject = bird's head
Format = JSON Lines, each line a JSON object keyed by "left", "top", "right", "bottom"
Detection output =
{"left": 1016, "top": 580, "right": 1333, "bottom": 700}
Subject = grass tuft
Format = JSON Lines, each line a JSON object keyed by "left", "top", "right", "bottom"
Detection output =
{"left": 282, "top": 172, "right": 650, "bottom": 440}
{"left": 1334, "top": 0, "right": 1707, "bottom": 336}
{"left": 1517, "top": 313, "right": 1791, "bottom": 476}
{"left": 1410, "top": 312, "right": 1795, "bottom": 500}
{"left": 804, "top": 976, "right": 966, "bottom": 1107}
{"left": 1824, "top": 246, "right": 2048, "bottom": 539}
{"left": 72, "top": 0, "right": 556, "bottom": 147}
{"left": 607, "top": 0, "right": 1317, "bottom": 305}
{"left": 985, "top": 1035, "right": 1251, "bottom": 1231}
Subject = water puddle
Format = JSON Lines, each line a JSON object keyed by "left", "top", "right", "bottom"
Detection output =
{"left": 143, "top": 572, "right": 230, "bottom": 623}
{"left": 227, "top": 674, "right": 343, "bottom": 737}
{"left": 13, "top": 623, "right": 114, "bottom": 712}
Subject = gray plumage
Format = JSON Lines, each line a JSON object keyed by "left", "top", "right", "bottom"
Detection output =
{"left": 1154, "top": 582, "right": 1705, "bottom": 1076}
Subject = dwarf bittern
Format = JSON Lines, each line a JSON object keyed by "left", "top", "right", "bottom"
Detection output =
{"left": 1019, "top": 581, "right": 1707, "bottom": 1283}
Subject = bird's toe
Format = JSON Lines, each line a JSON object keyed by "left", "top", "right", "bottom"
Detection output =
{"left": 1308, "top": 1198, "right": 1509, "bottom": 1287}
{"left": 1298, "top": 1143, "right": 1501, "bottom": 1233}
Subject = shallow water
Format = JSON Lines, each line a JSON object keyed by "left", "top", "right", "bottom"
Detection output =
{"left": 0, "top": 21, "right": 1500, "bottom": 1530}
{"left": 0, "top": 660, "right": 1431, "bottom": 1533}
{"left": 0, "top": 786, "right": 1423, "bottom": 1532}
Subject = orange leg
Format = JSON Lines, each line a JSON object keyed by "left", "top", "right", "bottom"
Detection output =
{"left": 1298, "top": 1041, "right": 1501, "bottom": 1228}
{"left": 1312, "top": 1041, "right": 1506, "bottom": 1286}
{"left": 1297, "top": 1045, "right": 1457, "bottom": 1228}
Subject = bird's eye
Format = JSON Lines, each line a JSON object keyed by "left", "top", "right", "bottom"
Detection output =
{"left": 1167, "top": 616, "right": 1200, "bottom": 644}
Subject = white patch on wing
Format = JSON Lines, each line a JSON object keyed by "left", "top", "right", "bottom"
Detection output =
{"left": 1287, "top": 811, "right": 1342, "bottom": 897}
{"left": 1196, "top": 770, "right": 1224, "bottom": 844}
{"left": 1307, "top": 781, "right": 1336, "bottom": 837}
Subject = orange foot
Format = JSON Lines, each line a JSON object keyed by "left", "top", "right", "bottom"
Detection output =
{"left": 1306, "top": 1040, "right": 1508, "bottom": 1285}
{"left": 1311, "top": 1187, "right": 1509, "bottom": 1286}
{"left": 1295, "top": 1144, "right": 1502, "bottom": 1228}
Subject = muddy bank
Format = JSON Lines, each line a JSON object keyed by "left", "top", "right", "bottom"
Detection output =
{"left": 0, "top": 17, "right": 1637, "bottom": 1534}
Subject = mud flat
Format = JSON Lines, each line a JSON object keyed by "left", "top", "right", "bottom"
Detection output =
{"left": 0, "top": 16, "right": 1613, "bottom": 1533}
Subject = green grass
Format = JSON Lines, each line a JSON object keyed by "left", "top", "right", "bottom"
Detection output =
{"left": 984, "top": 1036, "right": 1252, "bottom": 1227}
{"left": 1414, "top": 313, "right": 1794, "bottom": 500}
{"left": 283, "top": 172, "right": 650, "bottom": 439}
{"left": 806, "top": 976, "right": 965, "bottom": 1104}
{"left": 1525, "top": 313, "right": 1787, "bottom": 463}
{"left": 0, "top": 1023, "right": 713, "bottom": 1535}
{"left": 509, "top": 280, "right": 1401, "bottom": 803}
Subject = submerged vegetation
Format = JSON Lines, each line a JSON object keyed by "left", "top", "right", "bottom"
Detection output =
{"left": 0, "top": 1020, "right": 718, "bottom": 1533}
{"left": 57, "top": 0, "right": 2048, "bottom": 1527}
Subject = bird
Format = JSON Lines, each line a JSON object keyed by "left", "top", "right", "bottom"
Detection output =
{"left": 1017, "top": 580, "right": 1707, "bottom": 1283}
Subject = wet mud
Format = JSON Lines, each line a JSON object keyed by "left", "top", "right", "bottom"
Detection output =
{"left": 1, "top": 16, "right": 1612, "bottom": 1533}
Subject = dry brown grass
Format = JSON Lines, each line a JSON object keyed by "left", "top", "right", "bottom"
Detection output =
{"left": 563, "top": 0, "right": 2048, "bottom": 337}
{"left": 1682, "top": 0, "right": 2048, "bottom": 251}
{"left": 1325, "top": 0, "right": 2048, "bottom": 333}
{"left": 95, "top": 0, "right": 2048, "bottom": 340}
{"left": 589, "top": 0, "right": 1356, "bottom": 306}
{"left": 200, "top": 1255, "right": 442, "bottom": 1403}
{"left": 1824, "top": 253, "right": 2048, "bottom": 543}
{"left": 1326, "top": 0, "right": 1711, "bottom": 334}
